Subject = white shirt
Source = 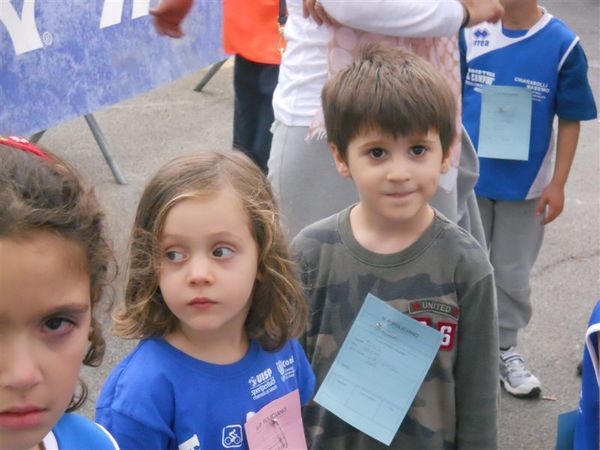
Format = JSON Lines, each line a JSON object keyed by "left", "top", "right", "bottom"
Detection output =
{"left": 273, "top": 0, "right": 465, "bottom": 126}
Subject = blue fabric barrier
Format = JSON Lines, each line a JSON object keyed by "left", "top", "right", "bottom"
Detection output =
{"left": 0, "top": 1, "right": 226, "bottom": 135}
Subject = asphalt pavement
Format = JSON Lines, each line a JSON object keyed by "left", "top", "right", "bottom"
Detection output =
{"left": 36, "top": 1, "right": 598, "bottom": 448}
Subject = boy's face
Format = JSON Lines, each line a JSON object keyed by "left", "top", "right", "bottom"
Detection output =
{"left": 332, "top": 128, "right": 449, "bottom": 228}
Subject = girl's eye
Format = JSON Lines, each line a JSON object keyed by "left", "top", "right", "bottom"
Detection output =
{"left": 165, "top": 250, "right": 185, "bottom": 262}
{"left": 213, "top": 247, "right": 234, "bottom": 258}
{"left": 42, "top": 317, "right": 74, "bottom": 335}
{"left": 410, "top": 145, "right": 428, "bottom": 157}
{"left": 368, "top": 147, "right": 386, "bottom": 159}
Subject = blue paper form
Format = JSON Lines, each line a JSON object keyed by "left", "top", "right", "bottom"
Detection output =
{"left": 478, "top": 85, "right": 532, "bottom": 161}
{"left": 314, "top": 293, "right": 443, "bottom": 445}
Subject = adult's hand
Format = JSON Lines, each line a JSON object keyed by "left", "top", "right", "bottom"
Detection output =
{"left": 462, "top": 0, "right": 504, "bottom": 27}
{"left": 303, "top": 0, "right": 336, "bottom": 26}
{"left": 150, "top": 0, "right": 193, "bottom": 38}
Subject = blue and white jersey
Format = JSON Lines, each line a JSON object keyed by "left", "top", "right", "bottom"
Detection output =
{"left": 460, "top": 9, "right": 597, "bottom": 200}
{"left": 574, "top": 301, "right": 600, "bottom": 450}
{"left": 96, "top": 338, "right": 315, "bottom": 450}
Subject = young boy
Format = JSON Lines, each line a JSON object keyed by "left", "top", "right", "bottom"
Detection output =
{"left": 293, "top": 44, "right": 499, "bottom": 449}
{"left": 460, "top": 0, "right": 597, "bottom": 398}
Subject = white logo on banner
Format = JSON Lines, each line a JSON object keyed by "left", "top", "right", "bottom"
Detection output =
{"left": 0, "top": 0, "right": 43, "bottom": 55}
{"left": 100, "top": 0, "right": 151, "bottom": 28}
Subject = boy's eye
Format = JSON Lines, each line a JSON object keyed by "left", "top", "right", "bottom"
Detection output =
{"left": 42, "top": 317, "right": 74, "bottom": 335}
{"left": 368, "top": 147, "right": 386, "bottom": 159}
{"left": 165, "top": 250, "right": 185, "bottom": 262}
{"left": 213, "top": 247, "right": 234, "bottom": 258}
{"left": 409, "top": 145, "right": 428, "bottom": 157}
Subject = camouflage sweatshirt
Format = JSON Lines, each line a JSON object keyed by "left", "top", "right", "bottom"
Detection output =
{"left": 292, "top": 207, "right": 498, "bottom": 450}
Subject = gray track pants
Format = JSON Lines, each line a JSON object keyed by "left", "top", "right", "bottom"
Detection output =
{"left": 477, "top": 196, "right": 544, "bottom": 348}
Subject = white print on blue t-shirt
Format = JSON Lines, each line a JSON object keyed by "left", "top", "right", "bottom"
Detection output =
{"left": 276, "top": 355, "right": 296, "bottom": 382}
{"left": 178, "top": 433, "right": 201, "bottom": 450}
{"left": 222, "top": 425, "right": 244, "bottom": 448}
{"left": 248, "top": 367, "right": 278, "bottom": 400}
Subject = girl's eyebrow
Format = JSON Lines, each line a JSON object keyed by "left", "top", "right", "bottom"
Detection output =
{"left": 0, "top": 303, "right": 90, "bottom": 325}
{"left": 42, "top": 303, "right": 90, "bottom": 317}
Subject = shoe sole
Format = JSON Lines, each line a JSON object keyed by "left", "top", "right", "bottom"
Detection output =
{"left": 500, "top": 378, "right": 542, "bottom": 398}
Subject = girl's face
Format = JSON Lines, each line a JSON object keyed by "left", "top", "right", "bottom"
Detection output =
{"left": 0, "top": 232, "right": 91, "bottom": 450}
{"left": 158, "top": 188, "right": 258, "bottom": 345}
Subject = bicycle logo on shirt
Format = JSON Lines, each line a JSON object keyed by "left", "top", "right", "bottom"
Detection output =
{"left": 222, "top": 424, "right": 244, "bottom": 448}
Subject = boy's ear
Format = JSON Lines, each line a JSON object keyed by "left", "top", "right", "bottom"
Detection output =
{"left": 330, "top": 144, "right": 351, "bottom": 178}
{"left": 440, "top": 154, "right": 451, "bottom": 174}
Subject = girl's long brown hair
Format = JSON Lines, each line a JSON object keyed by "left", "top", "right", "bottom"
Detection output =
{"left": 0, "top": 144, "right": 114, "bottom": 411}
{"left": 113, "top": 151, "right": 308, "bottom": 351}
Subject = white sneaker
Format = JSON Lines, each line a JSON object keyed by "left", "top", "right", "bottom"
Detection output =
{"left": 499, "top": 347, "right": 542, "bottom": 398}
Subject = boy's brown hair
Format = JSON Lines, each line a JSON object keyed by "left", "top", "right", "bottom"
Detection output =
{"left": 113, "top": 151, "right": 308, "bottom": 351}
{"left": 0, "top": 144, "right": 114, "bottom": 412}
{"left": 322, "top": 43, "right": 457, "bottom": 159}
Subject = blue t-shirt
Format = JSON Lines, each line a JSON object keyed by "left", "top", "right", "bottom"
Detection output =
{"left": 42, "top": 413, "right": 119, "bottom": 450}
{"left": 96, "top": 338, "right": 315, "bottom": 450}
{"left": 460, "top": 9, "right": 597, "bottom": 200}
{"left": 574, "top": 301, "right": 600, "bottom": 450}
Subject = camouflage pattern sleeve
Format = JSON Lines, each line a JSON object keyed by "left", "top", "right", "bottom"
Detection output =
{"left": 454, "top": 263, "right": 499, "bottom": 448}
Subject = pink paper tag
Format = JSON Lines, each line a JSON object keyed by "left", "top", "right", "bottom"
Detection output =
{"left": 244, "top": 389, "right": 308, "bottom": 450}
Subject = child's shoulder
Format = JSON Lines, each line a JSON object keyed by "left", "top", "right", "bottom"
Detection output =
{"left": 108, "top": 338, "right": 173, "bottom": 378}
{"left": 291, "top": 209, "right": 346, "bottom": 253}
{"left": 96, "top": 338, "right": 177, "bottom": 408}
{"left": 44, "top": 413, "right": 119, "bottom": 450}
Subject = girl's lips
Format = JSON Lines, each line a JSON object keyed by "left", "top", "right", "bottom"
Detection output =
{"left": 0, "top": 408, "right": 46, "bottom": 430}
{"left": 188, "top": 297, "right": 217, "bottom": 309}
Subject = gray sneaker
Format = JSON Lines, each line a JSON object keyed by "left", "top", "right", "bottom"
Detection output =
{"left": 499, "top": 347, "right": 541, "bottom": 398}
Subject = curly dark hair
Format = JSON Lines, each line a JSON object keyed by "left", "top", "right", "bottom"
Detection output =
{"left": 113, "top": 151, "right": 308, "bottom": 351}
{"left": 0, "top": 143, "right": 114, "bottom": 411}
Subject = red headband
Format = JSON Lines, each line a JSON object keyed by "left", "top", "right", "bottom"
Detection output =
{"left": 0, "top": 135, "right": 49, "bottom": 160}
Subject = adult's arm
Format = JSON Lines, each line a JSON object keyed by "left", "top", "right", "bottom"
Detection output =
{"left": 306, "top": 0, "right": 502, "bottom": 37}
{"left": 150, "top": 0, "right": 193, "bottom": 38}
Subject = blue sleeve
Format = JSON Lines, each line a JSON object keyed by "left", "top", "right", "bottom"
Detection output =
{"left": 290, "top": 339, "right": 316, "bottom": 406}
{"left": 555, "top": 42, "right": 597, "bottom": 120}
{"left": 95, "top": 349, "right": 176, "bottom": 450}
{"left": 459, "top": 29, "right": 468, "bottom": 91}
{"left": 574, "top": 301, "right": 600, "bottom": 450}
{"left": 96, "top": 407, "right": 172, "bottom": 450}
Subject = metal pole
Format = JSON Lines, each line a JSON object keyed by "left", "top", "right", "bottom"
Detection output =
{"left": 29, "top": 130, "right": 46, "bottom": 143}
{"left": 84, "top": 114, "right": 127, "bottom": 185}
{"left": 193, "top": 59, "right": 228, "bottom": 92}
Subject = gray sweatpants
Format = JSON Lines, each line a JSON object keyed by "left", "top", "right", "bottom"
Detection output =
{"left": 268, "top": 121, "right": 486, "bottom": 246}
{"left": 477, "top": 196, "right": 544, "bottom": 348}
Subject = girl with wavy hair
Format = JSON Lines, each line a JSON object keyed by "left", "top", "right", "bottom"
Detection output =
{"left": 96, "top": 151, "right": 314, "bottom": 449}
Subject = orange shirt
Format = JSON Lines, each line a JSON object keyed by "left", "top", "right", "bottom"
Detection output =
{"left": 222, "top": 0, "right": 283, "bottom": 64}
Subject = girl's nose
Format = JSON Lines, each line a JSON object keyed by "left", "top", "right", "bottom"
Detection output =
{"left": 0, "top": 343, "right": 43, "bottom": 391}
{"left": 185, "top": 256, "right": 215, "bottom": 285}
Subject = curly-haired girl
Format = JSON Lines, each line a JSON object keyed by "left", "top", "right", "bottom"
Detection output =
{"left": 96, "top": 151, "right": 314, "bottom": 449}
{"left": 0, "top": 136, "right": 118, "bottom": 450}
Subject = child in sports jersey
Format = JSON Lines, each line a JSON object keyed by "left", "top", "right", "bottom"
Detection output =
{"left": 460, "top": 0, "right": 597, "bottom": 398}
{"left": 293, "top": 44, "right": 499, "bottom": 449}
{"left": 96, "top": 151, "right": 315, "bottom": 449}
{"left": 0, "top": 137, "right": 119, "bottom": 450}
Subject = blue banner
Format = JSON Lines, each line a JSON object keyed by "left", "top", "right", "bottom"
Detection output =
{"left": 0, "top": 1, "right": 226, "bottom": 135}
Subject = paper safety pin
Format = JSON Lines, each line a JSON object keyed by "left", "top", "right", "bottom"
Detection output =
{"left": 375, "top": 322, "right": 397, "bottom": 339}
